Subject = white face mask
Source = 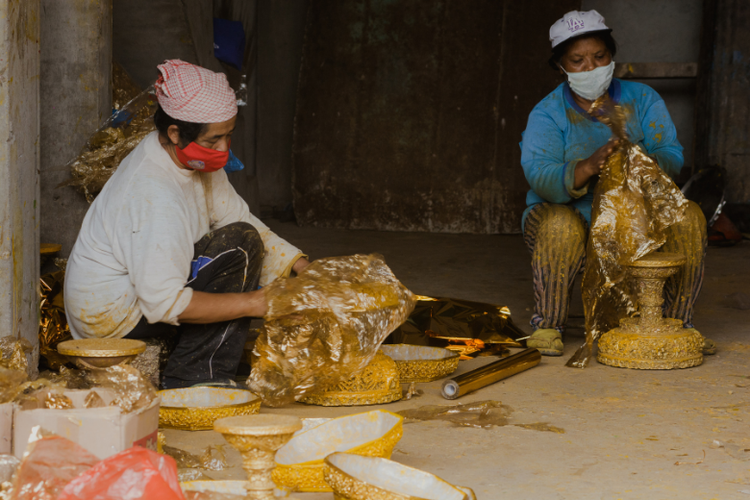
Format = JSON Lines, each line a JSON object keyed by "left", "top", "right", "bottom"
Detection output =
{"left": 563, "top": 61, "right": 615, "bottom": 101}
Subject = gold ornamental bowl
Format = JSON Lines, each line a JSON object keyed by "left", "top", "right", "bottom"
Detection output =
{"left": 300, "top": 350, "right": 402, "bottom": 406}
{"left": 273, "top": 410, "right": 403, "bottom": 493}
{"left": 597, "top": 252, "right": 703, "bottom": 370}
{"left": 324, "top": 453, "right": 476, "bottom": 500}
{"left": 57, "top": 338, "right": 146, "bottom": 369}
{"left": 380, "top": 344, "right": 459, "bottom": 383}
{"left": 158, "top": 387, "right": 261, "bottom": 430}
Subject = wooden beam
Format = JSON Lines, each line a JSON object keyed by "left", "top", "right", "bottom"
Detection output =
{"left": 614, "top": 62, "right": 698, "bottom": 79}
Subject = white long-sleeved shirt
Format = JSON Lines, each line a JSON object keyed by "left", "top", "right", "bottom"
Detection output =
{"left": 65, "top": 131, "right": 304, "bottom": 339}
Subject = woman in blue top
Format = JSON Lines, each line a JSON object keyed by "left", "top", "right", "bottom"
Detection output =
{"left": 520, "top": 10, "right": 711, "bottom": 356}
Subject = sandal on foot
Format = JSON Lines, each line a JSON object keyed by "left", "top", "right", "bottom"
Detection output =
{"left": 527, "top": 328, "right": 563, "bottom": 356}
{"left": 685, "top": 329, "right": 717, "bottom": 355}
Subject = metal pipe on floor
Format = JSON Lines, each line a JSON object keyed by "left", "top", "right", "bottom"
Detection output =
{"left": 441, "top": 348, "right": 541, "bottom": 400}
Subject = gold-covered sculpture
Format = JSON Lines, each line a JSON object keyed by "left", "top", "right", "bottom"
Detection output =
{"left": 273, "top": 410, "right": 403, "bottom": 493}
{"left": 324, "top": 453, "right": 476, "bottom": 500}
{"left": 299, "top": 350, "right": 402, "bottom": 406}
{"left": 214, "top": 414, "right": 302, "bottom": 500}
{"left": 597, "top": 252, "right": 703, "bottom": 369}
{"left": 158, "top": 387, "right": 261, "bottom": 430}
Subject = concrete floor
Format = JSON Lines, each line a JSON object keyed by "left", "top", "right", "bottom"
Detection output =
{"left": 168, "top": 221, "right": 750, "bottom": 499}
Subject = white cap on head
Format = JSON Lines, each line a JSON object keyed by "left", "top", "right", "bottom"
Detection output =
{"left": 549, "top": 10, "right": 610, "bottom": 48}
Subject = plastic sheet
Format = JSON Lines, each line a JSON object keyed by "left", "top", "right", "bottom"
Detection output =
{"left": 60, "top": 87, "right": 157, "bottom": 202}
{"left": 389, "top": 296, "right": 525, "bottom": 358}
{"left": 248, "top": 254, "right": 416, "bottom": 407}
{"left": 566, "top": 96, "right": 689, "bottom": 368}
{"left": 10, "top": 432, "right": 99, "bottom": 500}
{"left": 39, "top": 271, "right": 72, "bottom": 371}
{"left": 58, "top": 447, "right": 184, "bottom": 500}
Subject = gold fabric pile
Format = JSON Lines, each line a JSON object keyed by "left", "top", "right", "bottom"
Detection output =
{"left": 39, "top": 270, "right": 72, "bottom": 370}
{"left": 248, "top": 254, "right": 416, "bottom": 407}
{"left": 60, "top": 65, "right": 156, "bottom": 202}
{"left": 566, "top": 97, "right": 689, "bottom": 368}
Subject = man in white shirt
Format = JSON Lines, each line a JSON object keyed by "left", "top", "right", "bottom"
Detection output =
{"left": 65, "top": 60, "right": 309, "bottom": 388}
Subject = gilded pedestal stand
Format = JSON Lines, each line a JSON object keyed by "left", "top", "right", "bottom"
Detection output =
{"left": 597, "top": 252, "right": 704, "bottom": 369}
{"left": 214, "top": 414, "right": 302, "bottom": 499}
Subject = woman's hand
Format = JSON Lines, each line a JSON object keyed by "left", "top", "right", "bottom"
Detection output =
{"left": 574, "top": 138, "right": 619, "bottom": 189}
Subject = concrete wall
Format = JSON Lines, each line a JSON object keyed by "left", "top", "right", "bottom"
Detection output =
{"left": 582, "top": 0, "right": 702, "bottom": 177}
{"left": 0, "top": 0, "right": 41, "bottom": 369}
{"left": 40, "top": 0, "right": 112, "bottom": 256}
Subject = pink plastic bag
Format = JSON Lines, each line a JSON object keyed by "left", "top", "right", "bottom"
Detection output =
{"left": 58, "top": 447, "right": 185, "bottom": 500}
{"left": 11, "top": 435, "right": 100, "bottom": 500}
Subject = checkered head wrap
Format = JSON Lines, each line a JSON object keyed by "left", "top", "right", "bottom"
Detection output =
{"left": 155, "top": 59, "right": 237, "bottom": 123}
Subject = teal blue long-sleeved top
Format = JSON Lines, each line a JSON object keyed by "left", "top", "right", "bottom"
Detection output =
{"left": 519, "top": 79, "right": 684, "bottom": 229}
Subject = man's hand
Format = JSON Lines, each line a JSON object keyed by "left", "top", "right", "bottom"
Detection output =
{"left": 177, "top": 288, "right": 268, "bottom": 323}
{"left": 292, "top": 257, "right": 311, "bottom": 275}
{"left": 574, "top": 138, "right": 620, "bottom": 189}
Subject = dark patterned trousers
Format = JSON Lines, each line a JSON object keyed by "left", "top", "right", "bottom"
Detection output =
{"left": 523, "top": 201, "right": 707, "bottom": 333}
{"left": 126, "top": 222, "right": 263, "bottom": 388}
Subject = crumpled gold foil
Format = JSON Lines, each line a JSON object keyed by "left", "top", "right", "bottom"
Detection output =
{"left": 14, "top": 365, "right": 156, "bottom": 414}
{"left": 248, "top": 254, "right": 416, "bottom": 407}
{"left": 389, "top": 296, "right": 525, "bottom": 358}
{"left": 0, "top": 368, "right": 28, "bottom": 404}
{"left": 60, "top": 86, "right": 157, "bottom": 202}
{"left": 39, "top": 271, "right": 73, "bottom": 370}
{"left": 0, "top": 336, "right": 32, "bottom": 375}
{"left": 43, "top": 392, "right": 74, "bottom": 410}
{"left": 566, "top": 96, "right": 689, "bottom": 368}
{"left": 112, "top": 61, "right": 142, "bottom": 111}
{"left": 163, "top": 445, "right": 227, "bottom": 471}
{"left": 84, "top": 364, "right": 157, "bottom": 413}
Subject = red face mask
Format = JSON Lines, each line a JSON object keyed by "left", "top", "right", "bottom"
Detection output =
{"left": 175, "top": 140, "right": 230, "bottom": 173}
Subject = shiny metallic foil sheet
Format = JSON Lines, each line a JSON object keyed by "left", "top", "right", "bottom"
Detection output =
{"left": 388, "top": 296, "right": 525, "bottom": 359}
{"left": 566, "top": 96, "right": 688, "bottom": 368}
{"left": 39, "top": 270, "right": 73, "bottom": 370}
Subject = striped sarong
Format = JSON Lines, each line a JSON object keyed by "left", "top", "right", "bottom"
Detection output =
{"left": 523, "top": 201, "right": 706, "bottom": 333}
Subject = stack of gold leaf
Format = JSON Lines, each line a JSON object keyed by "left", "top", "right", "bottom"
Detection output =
{"left": 60, "top": 63, "right": 156, "bottom": 202}
{"left": 388, "top": 296, "right": 525, "bottom": 359}
{"left": 40, "top": 270, "right": 73, "bottom": 370}
{"left": 566, "top": 96, "right": 689, "bottom": 368}
{"left": 248, "top": 254, "right": 416, "bottom": 407}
